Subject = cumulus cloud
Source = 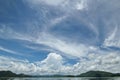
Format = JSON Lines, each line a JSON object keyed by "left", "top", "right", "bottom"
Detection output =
{"left": 0, "top": 56, "right": 30, "bottom": 73}
{"left": 69, "top": 52, "right": 120, "bottom": 74}
{"left": 0, "top": 52, "right": 120, "bottom": 75}
{"left": 36, "top": 53, "right": 64, "bottom": 74}
{"left": 0, "top": 53, "right": 65, "bottom": 75}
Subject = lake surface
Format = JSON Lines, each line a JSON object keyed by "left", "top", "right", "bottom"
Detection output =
{"left": 0, "top": 77, "right": 120, "bottom": 80}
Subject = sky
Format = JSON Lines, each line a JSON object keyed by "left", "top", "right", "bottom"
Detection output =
{"left": 0, "top": 0, "right": 120, "bottom": 75}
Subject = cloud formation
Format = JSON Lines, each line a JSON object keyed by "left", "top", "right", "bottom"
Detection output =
{"left": 0, "top": 0, "right": 120, "bottom": 75}
{"left": 0, "top": 24, "right": 95, "bottom": 58}
{"left": 0, "top": 52, "right": 120, "bottom": 75}
{"left": 0, "top": 46, "right": 23, "bottom": 56}
{"left": 25, "top": 0, "right": 87, "bottom": 12}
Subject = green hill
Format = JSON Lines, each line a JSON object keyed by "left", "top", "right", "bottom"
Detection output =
{"left": 78, "top": 71, "right": 120, "bottom": 77}
{"left": 0, "top": 70, "right": 120, "bottom": 77}
{"left": 0, "top": 71, "right": 31, "bottom": 77}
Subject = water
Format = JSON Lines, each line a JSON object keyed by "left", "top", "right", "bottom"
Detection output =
{"left": 0, "top": 77, "right": 120, "bottom": 80}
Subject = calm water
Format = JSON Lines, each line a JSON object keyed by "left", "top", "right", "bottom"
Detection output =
{"left": 0, "top": 77, "right": 120, "bottom": 80}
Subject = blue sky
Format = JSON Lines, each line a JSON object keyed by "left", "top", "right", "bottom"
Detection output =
{"left": 0, "top": 0, "right": 120, "bottom": 75}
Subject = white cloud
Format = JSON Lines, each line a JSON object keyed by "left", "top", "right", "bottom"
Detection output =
{"left": 0, "top": 52, "right": 120, "bottom": 75}
{"left": 0, "top": 53, "right": 65, "bottom": 75}
{"left": 103, "top": 26, "right": 120, "bottom": 48}
{"left": 42, "top": 0, "right": 65, "bottom": 6}
{"left": 26, "top": 0, "right": 65, "bottom": 6}
{"left": 75, "top": 0, "right": 87, "bottom": 10}
{"left": 36, "top": 53, "right": 64, "bottom": 74}
{"left": 71, "top": 52, "right": 120, "bottom": 74}
{"left": 43, "top": 16, "right": 67, "bottom": 31}
{"left": 0, "top": 25, "right": 92, "bottom": 58}
{"left": 1, "top": 0, "right": 120, "bottom": 58}
{"left": 25, "top": 0, "right": 87, "bottom": 11}
{"left": 0, "top": 56, "right": 31, "bottom": 73}
{"left": 25, "top": 45, "right": 54, "bottom": 52}
{"left": 0, "top": 25, "right": 32, "bottom": 41}
{"left": 0, "top": 46, "right": 22, "bottom": 56}
{"left": 0, "top": 0, "right": 120, "bottom": 75}
{"left": 35, "top": 33, "right": 88, "bottom": 57}
{"left": 41, "top": 53, "right": 63, "bottom": 65}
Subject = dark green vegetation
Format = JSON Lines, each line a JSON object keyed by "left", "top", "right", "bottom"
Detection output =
{"left": 77, "top": 71, "right": 120, "bottom": 77}
{"left": 0, "top": 71, "right": 31, "bottom": 77}
{"left": 0, "top": 70, "right": 120, "bottom": 77}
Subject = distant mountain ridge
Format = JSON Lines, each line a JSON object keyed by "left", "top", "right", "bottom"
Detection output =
{"left": 0, "top": 70, "right": 120, "bottom": 77}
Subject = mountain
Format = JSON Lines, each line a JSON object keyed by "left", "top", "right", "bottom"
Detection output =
{"left": 78, "top": 71, "right": 120, "bottom": 77}
{"left": 0, "top": 70, "right": 120, "bottom": 77}
{"left": 0, "top": 71, "right": 31, "bottom": 77}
